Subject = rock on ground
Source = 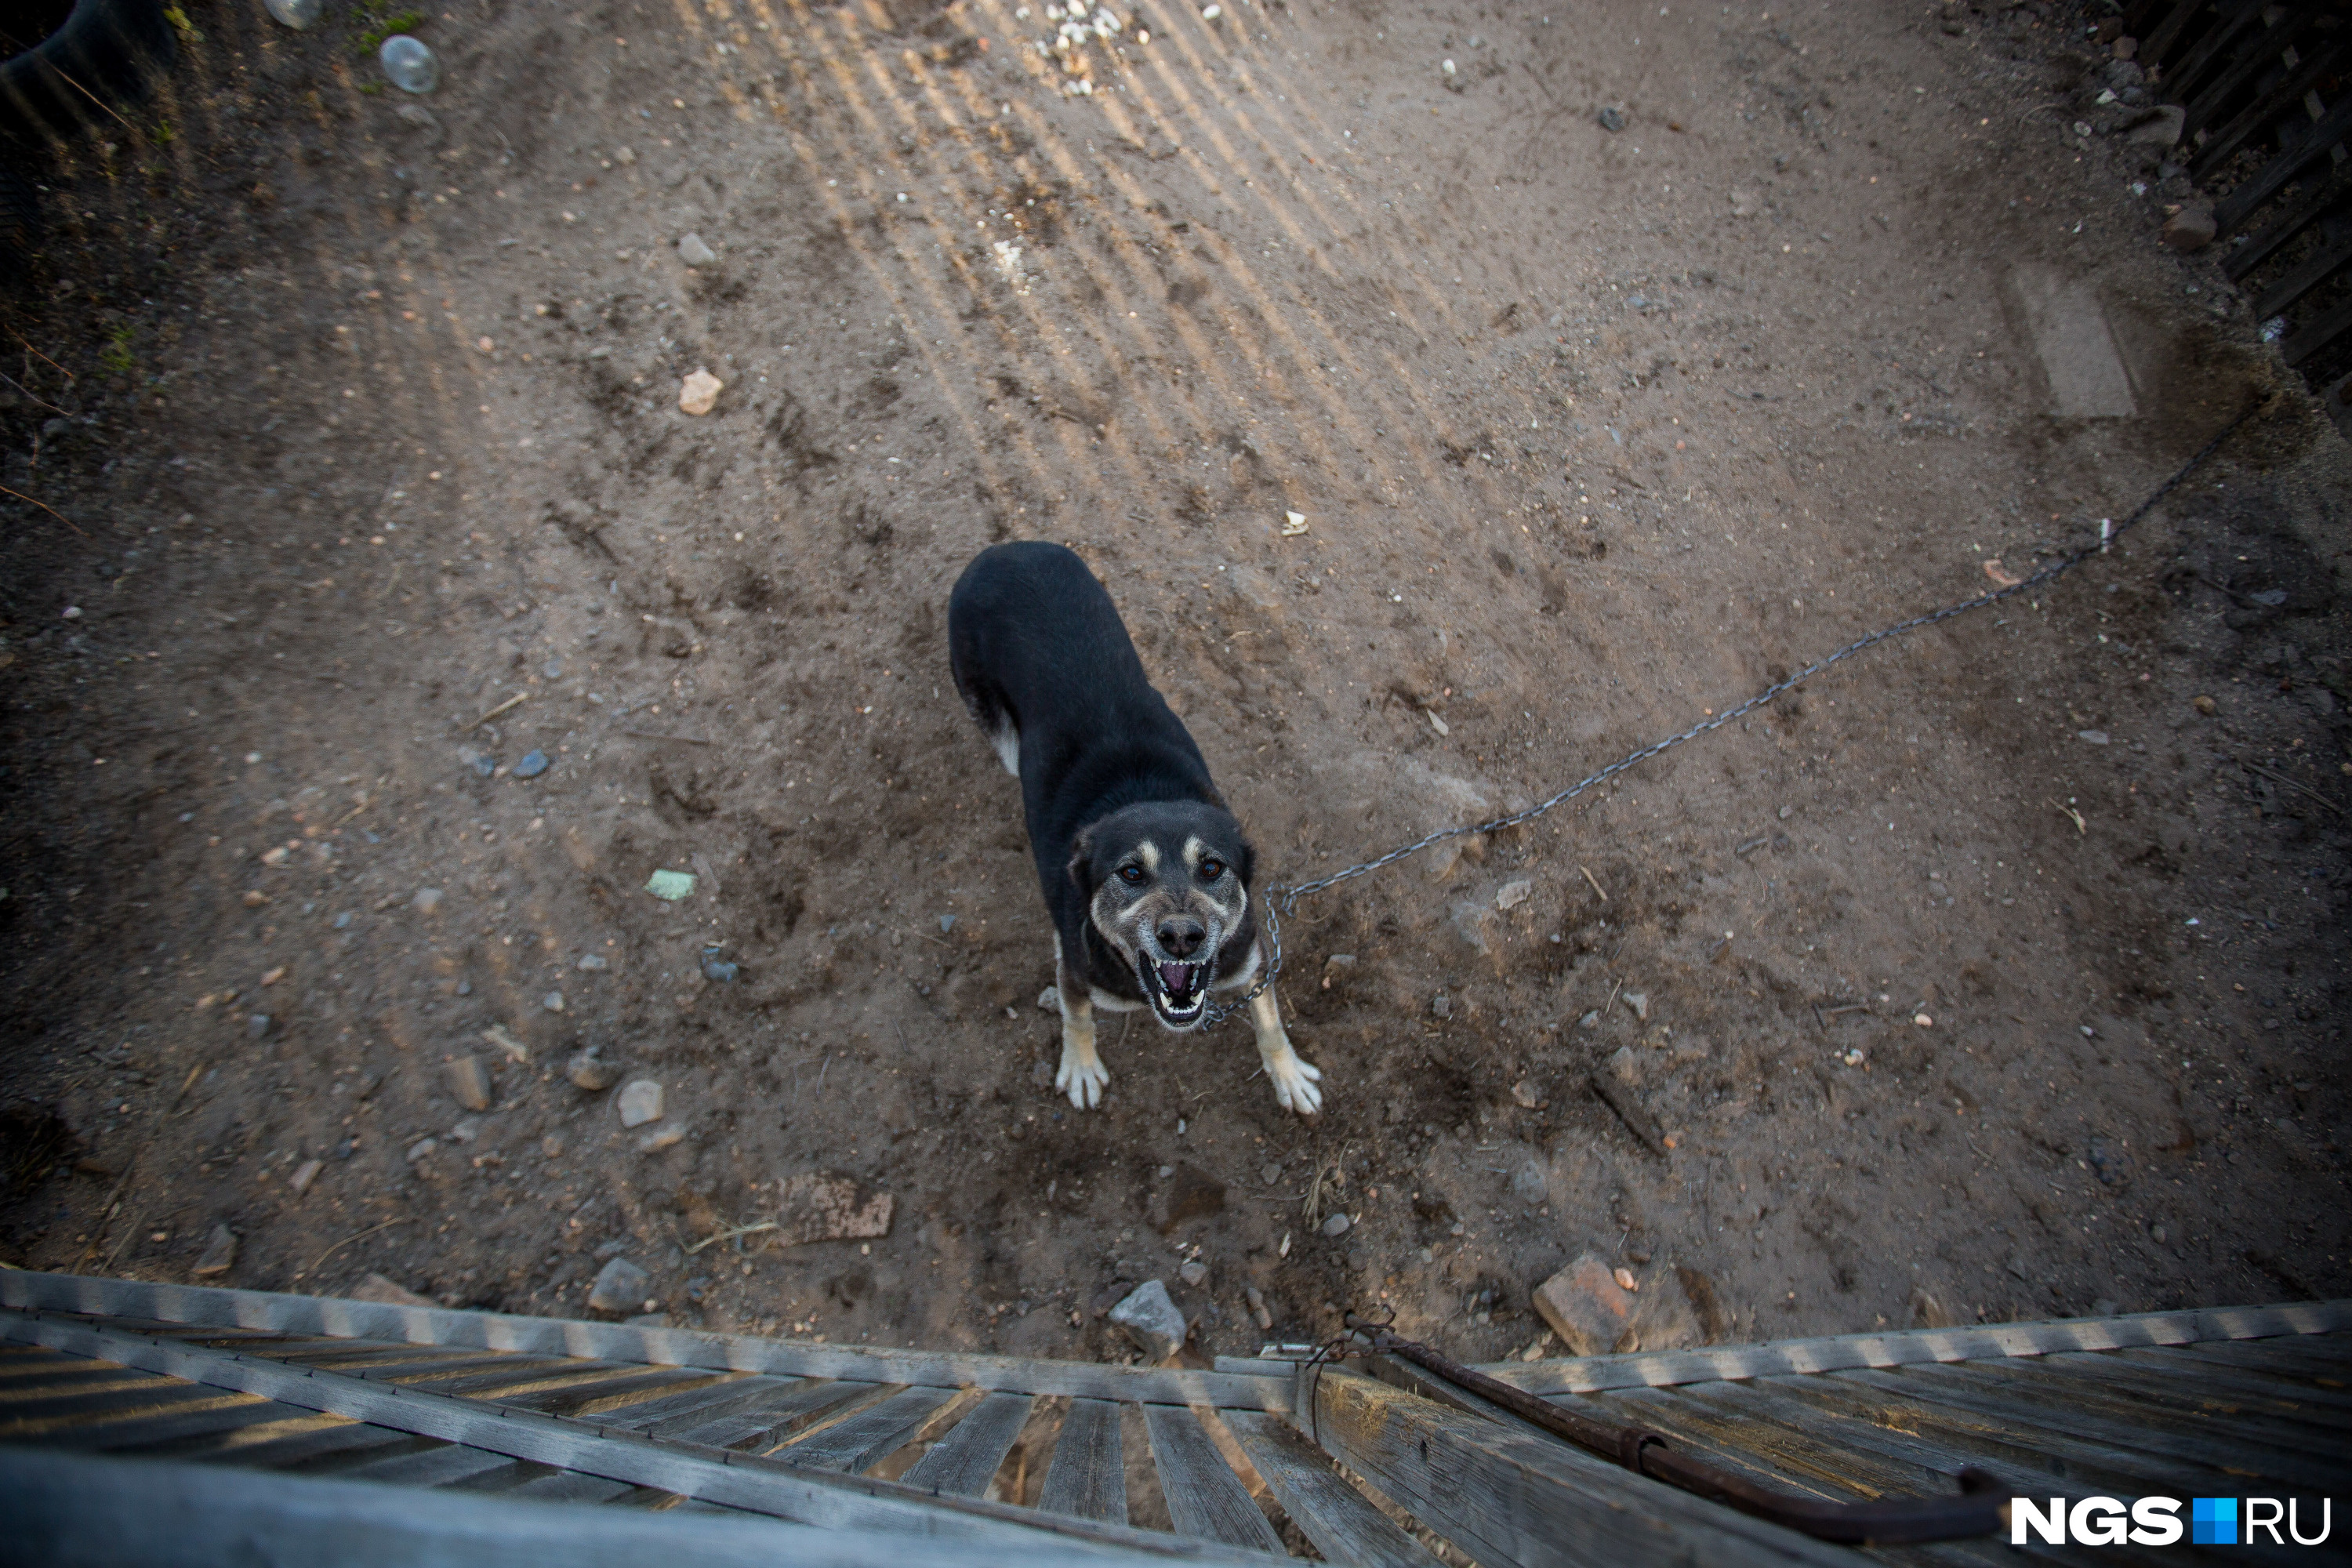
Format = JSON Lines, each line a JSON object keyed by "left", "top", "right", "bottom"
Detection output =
{"left": 587, "top": 1256, "right": 652, "bottom": 1314}
{"left": 615, "top": 1080, "right": 663, "bottom": 1127}
{"left": 351, "top": 1272, "right": 437, "bottom": 1308}
{"left": 1109, "top": 1279, "right": 1188, "bottom": 1363}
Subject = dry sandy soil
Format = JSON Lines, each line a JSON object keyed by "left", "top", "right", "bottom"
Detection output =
{"left": 2, "top": 0, "right": 2347, "bottom": 1369}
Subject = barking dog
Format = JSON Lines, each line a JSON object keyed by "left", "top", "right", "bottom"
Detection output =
{"left": 948, "top": 542, "right": 1323, "bottom": 1116}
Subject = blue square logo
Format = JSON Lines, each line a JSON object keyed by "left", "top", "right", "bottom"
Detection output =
{"left": 2192, "top": 1497, "right": 2238, "bottom": 1546}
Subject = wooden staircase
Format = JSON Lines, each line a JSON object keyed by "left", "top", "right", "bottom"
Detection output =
{"left": 1, "top": 1270, "right": 2344, "bottom": 1566}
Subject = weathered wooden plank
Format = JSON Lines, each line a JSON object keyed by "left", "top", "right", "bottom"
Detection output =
{"left": 576, "top": 1373, "right": 777, "bottom": 1433}
{"left": 772, "top": 1385, "right": 958, "bottom": 1473}
{"left": 488, "top": 1367, "right": 726, "bottom": 1417}
{"left": 1580, "top": 1385, "right": 1911, "bottom": 1502}
{"left": 1673, "top": 1378, "right": 2096, "bottom": 1507}
{"left": 42, "top": 1399, "right": 317, "bottom": 1455}
{"left": 505, "top": 1469, "right": 640, "bottom": 1504}
{"left": 1756, "top": 1370, "right": 2234, "bottom": 1501}
{"left": 0, "top": 1377, "right": 255, "bottom": 1436}
{"left": 2253, "top": 233, "right": 2352, "bottom": 323}
{"left": 0, "top": 1312, "right": 1282, "bottom": 1562}
{"left": 180, "top": 1418, "right": 421, "bottom": 1472}
{"left": 2158, "top": 1337, "right": 2352, "bottom": 1380}
{"left": 1221, "top": 1410, "right": 1441, "bottom": 1567}
{"left": 1893, "top": 1359, "right": 2347, "bottom": 1486}
{"left": 1143, "top": 1404, "right": 1286, "bottom": 1555}
{"left": 2163, "top": 0, "right": 2269, "bottom": 103}
{"left": 2197, "top": 36, "right": 2352, "bottom": 183}
{"left": 2284, "top": 289, "right": 2352, "bottom": 370}
{"left": 1832, "top": 1365, "right": 2345, "bottom": 1492}
{"left": 407, "top": 1359, "right": 643, "bottom": 1399}
{"left": 335, "top": 1442, "right": 522, "bottom": 1489}
{"left": 1303, "top": 1366, "right": 1857, "bottom": 1568}
{"left": 2183, "top": 7, "right": 2325, "bottom": 136}
{"left": 0, "top": 1363, "right": 166, "bottom": 1402}
{"left": 2012, "top": 1348, "right": 2352, "bottom": 1431}
{"left": 2, "top": 1446, "right": 1234, "bottom": 1568}
{"left": 2142, "top": 0, "right": 2213, "bottom": 68}
{"left": 902, "top": 1392, "right": 1033, "bottom": 1497}
{"left": 0, "top": 1271, "right": 1289, "bottom": 1413}
{"left": 2215, "top": 92, "right": 2352, "bottom": 237}
{"left": 672, "top": 1379, "right": 887, "bottom": 1449}
{"left": 1488, "top": 1304, "right": 2352, "bottom": 1397}
{"left": 1039, "top": 1397, "right": 1127, "bottom": 1524}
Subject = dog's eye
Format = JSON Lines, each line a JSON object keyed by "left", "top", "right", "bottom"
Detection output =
{"left": 1197, "top": 858, "right": 1225, "bottom": 880}
{"left": 1117, "top": 865, "right": 1147, "bottom": 886}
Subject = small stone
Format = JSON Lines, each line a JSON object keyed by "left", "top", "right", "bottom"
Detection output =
{"left": 245, "top": 1014, "right": 272, "bottom": 1040}
{"left": 445, "top": 1055, "right": 492, "bottom": 1112}
{"left": 512, "top": 750, "right": 550, "bottom": 779}
{"left": 1261, "top": 1162, "right": 1283, "bottom": 1185}
{"left": 352, "top": 1272, "right": 436, "bottom": 1308}
{"left": 679, "top": 368, "right": 724, "bottom": 416}
{"left": 1533, "top": 1252, "right": 1637, "bottom": 1355}
{"left": 644, "top": 869, "right": 696, "bottom": 901}
{"left": 543, "top": 990, "right": 566, "bottom": 1013}
{"left": 1037, "top": 985, "right": 1061, "bottom": 1011}
{"left": 2077, "top": 729, "right": 2111, "bottom": 746}
{"left": 2161, "top": 203, "right": 2216, "bottom": 252}
{"left": 637, "top": 1125, "right": 687, "bottom": 1153}
{"left": 1512, "top": 1160, "right": 1548, "bottom": 1204}
{"left": 2127, "top": 103, "right": 2182, "bottom": 147}
{"left": 614, "top": 145, "right": 636, "bottom": 165}
{"left": 1511, "top": 1079, "right": 1540, "bottom": 1109}
{"left": 938, "top": 913, "right": 956, "bottom": 934}
{"left": 1598, "top": 106, "right": 1626, "bottom": 132}
{"left": 1606, "top": 1045, "right": 1642, "bottom": 1087}
{"left": 576, "top": 953, "right": 611, "bottom": 971}
{"left": 1914, "top": 1013, "right": 1934, "bottom": 1028}
{"left": 1245, "top": 1283, "right": 1272, "bottom": 1330}
{"left": 677, "top": 231, "right": 718, "bottom": 267}
{"left": 405, "top": 1137, "right": 437, "bottom": 1162}
{"left": 412, "top": 887, "right": 443, "bottom": 913}
{"left": 192, "top": 1224, "right": 238, "bottom": 1277}
{"left": 2151, "top": 1223, "right": 2168, "bottom": 1244}
{"left": 1108, "top": 1279, "right": 1188, "bottom": 1362}
{"left": 2193, "top": 695, "right": 2216, "bottom": 715}
{"left": 616, "top": 1079, "right": 664, "bottom": 1127}
{"left": 587, "top": 1256, "right": 652, "bottom": 1313}
{"left": 2092, "top": 1298, "right": 2121, "bottom": 1318}
{"left": 1621, "top": 990, "right": 1650, "bottom": 1022}
{"left": 540, "top": 1134, "right": 565, "bottom": 1158}
{"left": 774, "top": 1171, "right": 895, "bottom": 1243}
{"left": 1496, "top": 878, "right": 1534, "bottom": 910}
{"left": 1319, "top": 1211, "right": 1351, "bottom": 1239}
{"left": 1777, "top": 804, "right": 1793, "bottom": 820}
{"left": 1613, "top": 1265, "right": 1639, "bottom": 1292}
{"left": 699, "top": 949, "right": 739, "bottom": 982}
{"left": 566, "top": 1048, "right": 619, "bottom": 1091}
{"left": 1431, "top": 993, "right": 1454, "bottom": 1019}
{"left": 1178, "top": 1258, "right": 1209, "bottom": 1288}
{"left": 289, "top": 1158, "right": 324, "bottom": 1196}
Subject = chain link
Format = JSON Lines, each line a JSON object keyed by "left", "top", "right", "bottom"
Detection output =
{"left": 1202, "top": 400, "right": 2264, "bottom": 1029}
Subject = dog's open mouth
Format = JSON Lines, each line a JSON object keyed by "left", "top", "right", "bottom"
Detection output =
{"left": 1138, "top": 956, "right": 1209, "bottom": 1026}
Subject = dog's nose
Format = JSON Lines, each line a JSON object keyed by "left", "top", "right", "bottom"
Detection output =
{"left": 1158, "top": 919, "right": 1205, "bottom": 959}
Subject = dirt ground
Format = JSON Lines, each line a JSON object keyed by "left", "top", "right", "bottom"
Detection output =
{"left": 2, "top": 0, "right": 2347, "bottom": 1370}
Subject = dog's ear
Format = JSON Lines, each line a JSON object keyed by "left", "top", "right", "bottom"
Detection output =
{"left": 1065, "top": 824, "right": 1097, "bottom": 893}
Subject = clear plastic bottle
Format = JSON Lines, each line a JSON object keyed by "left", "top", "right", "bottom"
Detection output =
{"left": 263, "top": 0, "right": 324, "bottom": 28}
{"left": 379, "top": 35, "right": 439, "bottom": 93}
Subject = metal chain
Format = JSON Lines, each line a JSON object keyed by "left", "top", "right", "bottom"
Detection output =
{"left": 1203, "top": 399, "right": 2265, "bottom": 1029}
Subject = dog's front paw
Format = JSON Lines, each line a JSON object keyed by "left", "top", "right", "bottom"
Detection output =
{"left": 1270, "top": 1054, "right": 1323, "bottom": 1117}
{"left": 1057, "top": 1046, "right": 1109, "bottom": 1110}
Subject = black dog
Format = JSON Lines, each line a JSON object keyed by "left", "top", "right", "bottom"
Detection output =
{"left": 949, "top": 542, "right": 1323, "bottom": 1116}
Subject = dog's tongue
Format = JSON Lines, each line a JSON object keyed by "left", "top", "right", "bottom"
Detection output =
{"left": 1159, "top": 962, "right": 1194, "bottom": 998}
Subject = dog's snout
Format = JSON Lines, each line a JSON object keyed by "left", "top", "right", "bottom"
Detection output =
{"left": 1158, "top": 919, "right": 1206, "bottom": 959}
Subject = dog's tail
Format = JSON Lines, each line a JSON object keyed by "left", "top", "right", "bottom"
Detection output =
{"left": 947, "top": 619, "right": 1019, "bottom": 779}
